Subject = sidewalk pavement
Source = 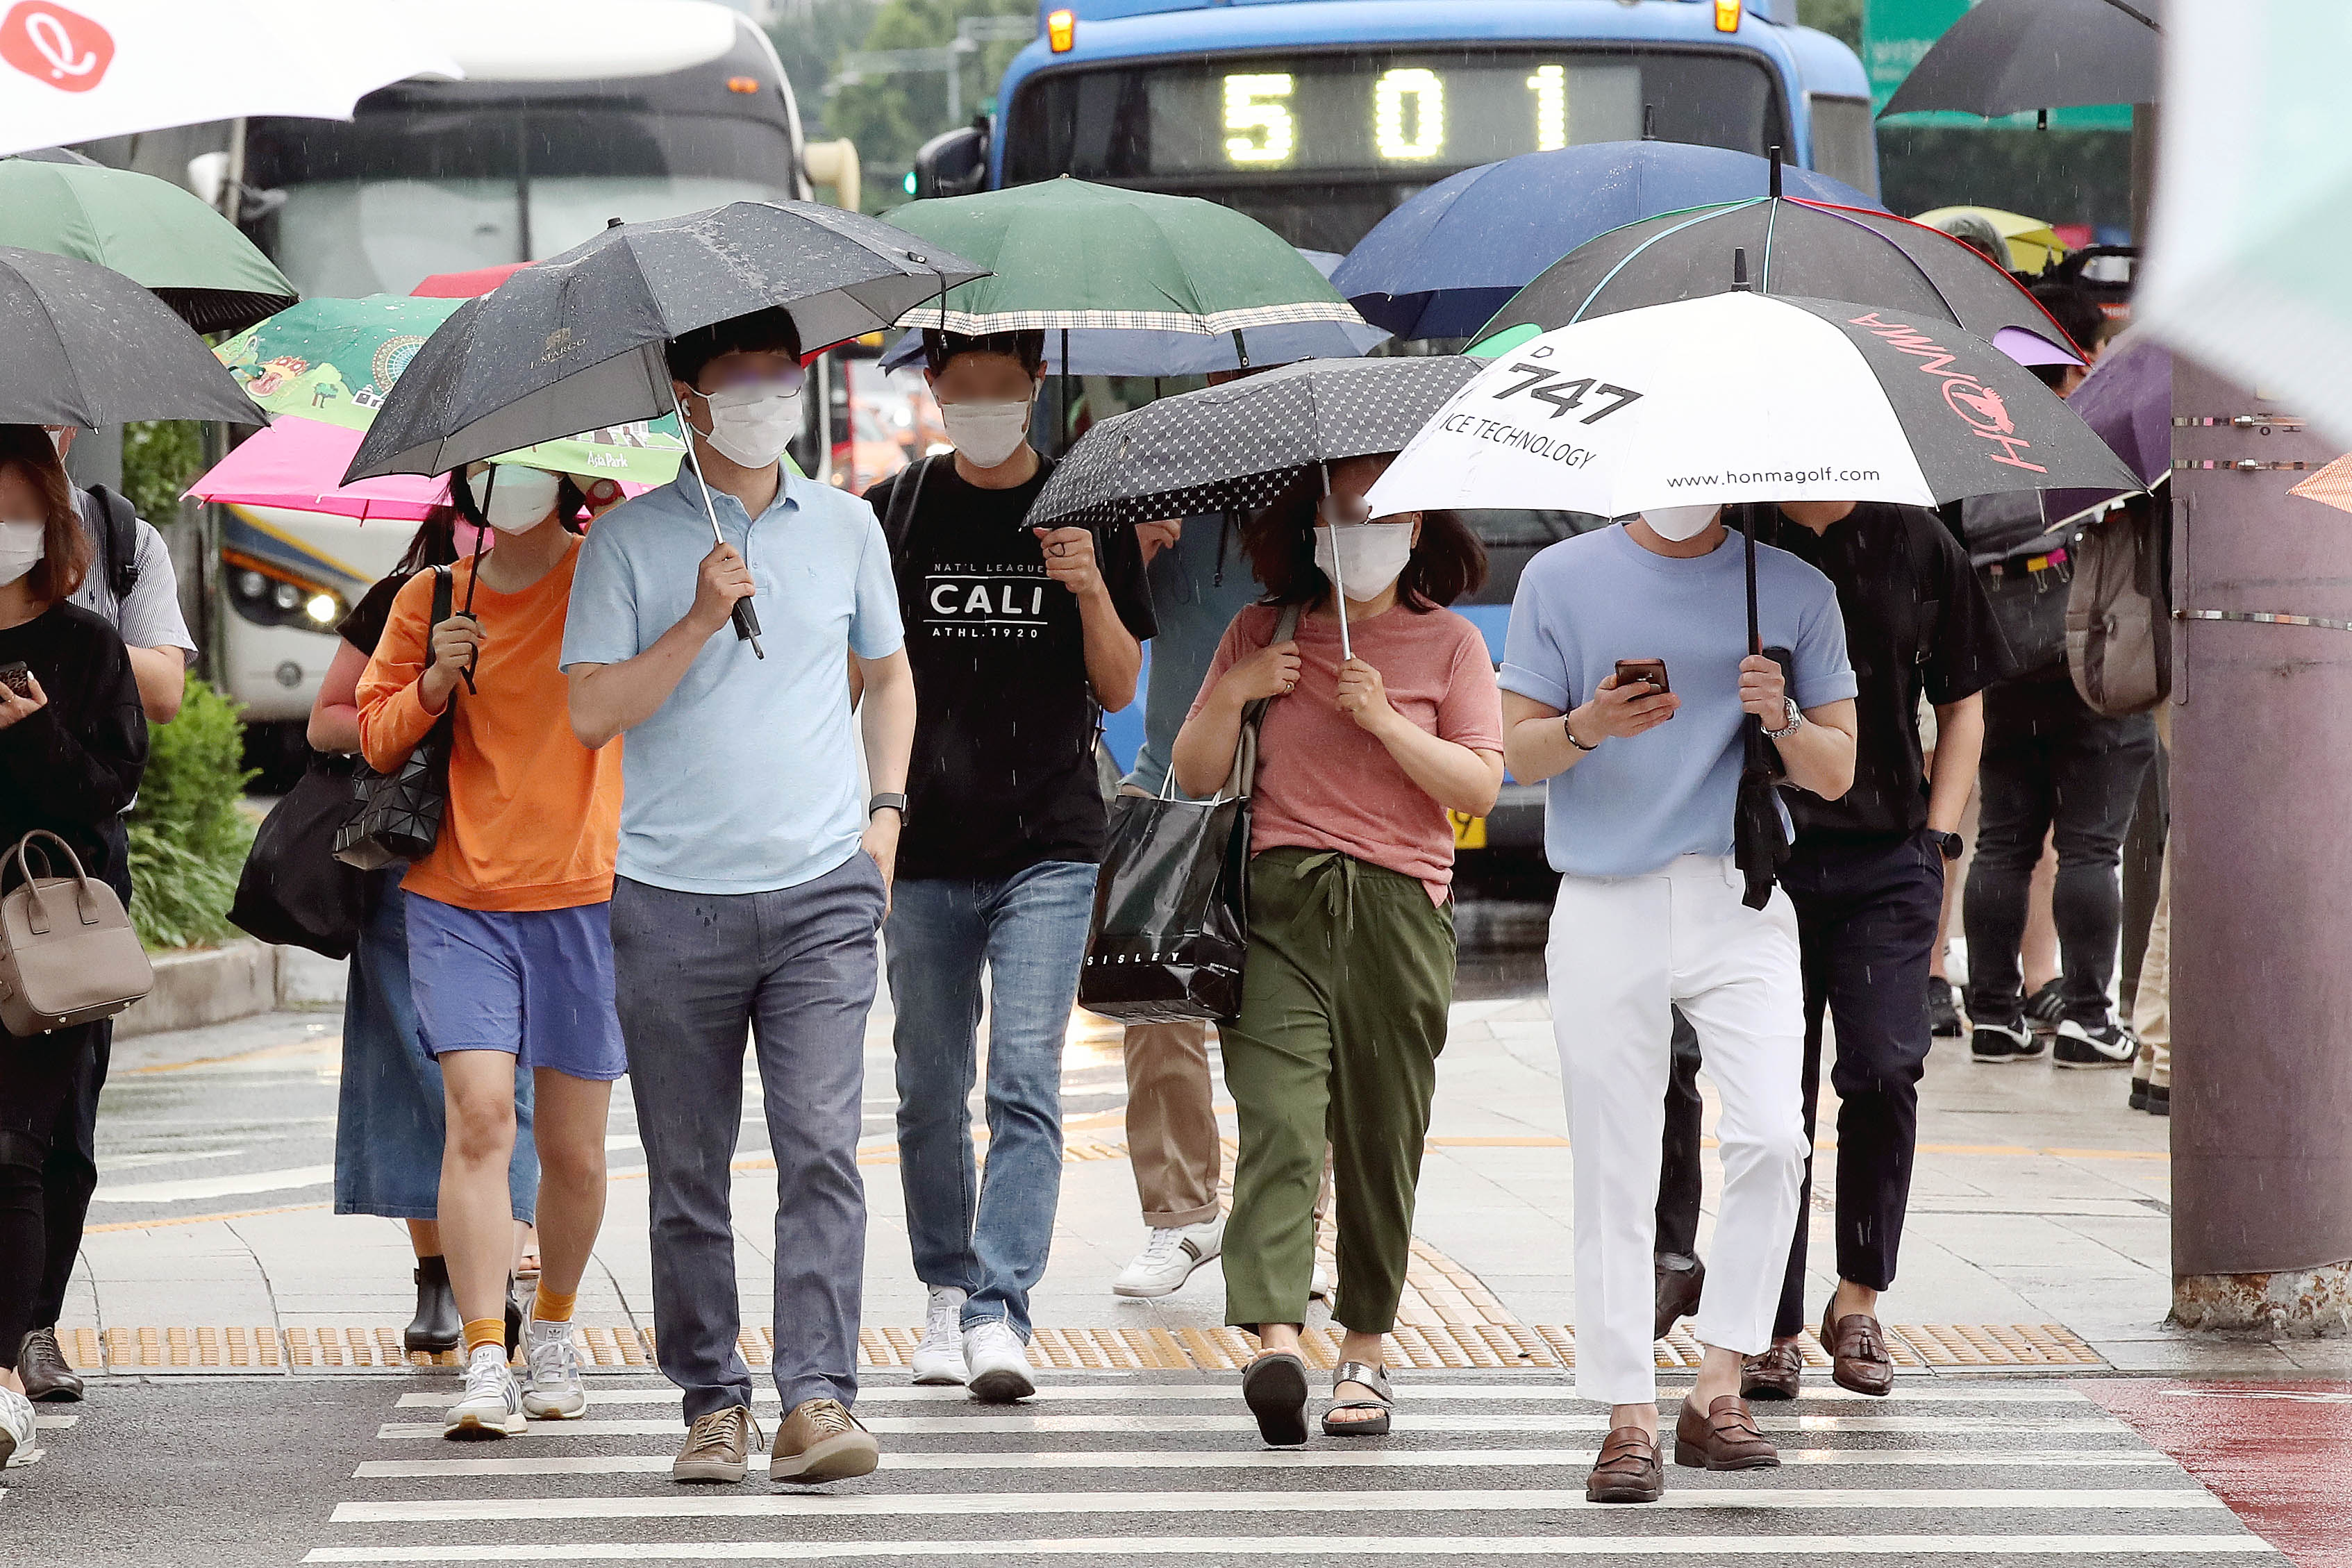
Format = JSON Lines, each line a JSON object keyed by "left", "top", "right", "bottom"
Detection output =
{"left": 59, "top": 990, "right": 2337, "bottom": 1379}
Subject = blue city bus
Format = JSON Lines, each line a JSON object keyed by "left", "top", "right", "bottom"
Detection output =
{"left": 917, "top": 1, "right": 1873, "bottom": 854}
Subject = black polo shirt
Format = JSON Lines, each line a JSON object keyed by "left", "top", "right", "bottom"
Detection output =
{"left": 1767, "top": 503, "right": 2010, "bottom": 843}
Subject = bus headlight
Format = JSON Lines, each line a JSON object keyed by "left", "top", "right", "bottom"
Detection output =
{"left": 305, "top": 593, "right": 340, "bottom": 625}
{"left": 224, "top": 549, "right": 348, "bottom": 631}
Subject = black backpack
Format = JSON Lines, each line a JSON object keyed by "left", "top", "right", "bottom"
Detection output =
{"left": 81, "top": 485, "right": 141, "bottom": 601}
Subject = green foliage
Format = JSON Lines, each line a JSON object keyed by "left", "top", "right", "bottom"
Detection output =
{"left": 767, "top": 0, "right": 887, "bottom": 136}
{"left": 819, "top": 0, "right": 1033, "bottom": 212}
{"left": 126, "top": 678, "right": 258, "bottom": 951}
{"left": 1796, "top": 0, "right": 1864, "bottom": 49}
{"left": 120, "top": 420, "right": 203, "bottom": 526}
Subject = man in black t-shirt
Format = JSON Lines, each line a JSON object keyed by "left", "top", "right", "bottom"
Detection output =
{"left": 862, "top": 330, "right": 1155, "bottom": 1403}
{"left": 1654, "top": 501, "right": 2007, "bottom": 1400}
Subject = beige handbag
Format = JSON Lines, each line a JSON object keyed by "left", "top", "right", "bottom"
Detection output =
{"left": 0, "top": 830, "right": 153, "bottom": 1037}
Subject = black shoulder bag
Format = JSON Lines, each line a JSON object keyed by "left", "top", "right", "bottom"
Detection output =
{"left": 333, "top": 569, "right": 456, "bottom": 871}
{"left": 1078, "top": 603, "right": 1300, "bottom": 1023}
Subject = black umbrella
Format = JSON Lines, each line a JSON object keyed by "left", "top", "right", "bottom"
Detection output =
{"left": 344, "top": 201, "right": 985, "bottom": 653}
{"left": 1030, "top": 356, "right": 1482, "bottom": 533}
{"left": 0, "top": 245, "right": 258, "bottom": 428}
{"left": 1883, "top": 0, "right": 2162, "bottom": 120}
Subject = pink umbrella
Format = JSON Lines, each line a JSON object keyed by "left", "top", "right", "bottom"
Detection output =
{"left": 187, "top": 415, "right": 449, "bottom": 522}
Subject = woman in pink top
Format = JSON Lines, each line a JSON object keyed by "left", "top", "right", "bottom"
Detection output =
{"left": 1171, "top": 452, "right": 1503, "bottom": 1446}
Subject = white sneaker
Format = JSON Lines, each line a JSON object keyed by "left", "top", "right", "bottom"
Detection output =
{"left": 0, "top": 1386, "right": 33, "bottom": 1469}
{"left": 1113, "top": 1217, "right": 1224, "bottom": 1299}
{"left": 521, "top": 1316, "right": 587, "bottom": 1419}
{"left": 1310, "top": 1261, "right": 1334, "bottom": 1303}
{"left": 962, "top": 1319, "right": 1035, "bottom": 1403}
{"left": 444, "top": 1344, "right": 526, "bottom": 1438}
{"left": 910, "top": 1285, "right": 969, "bottom": 1387}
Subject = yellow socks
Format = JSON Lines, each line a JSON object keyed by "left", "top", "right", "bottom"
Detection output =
{"left": 462, "top": 1317, "right": 505, "bottom": 1357}
{"left": 532, "top": 1287, "right": 577, "bottom": 1326}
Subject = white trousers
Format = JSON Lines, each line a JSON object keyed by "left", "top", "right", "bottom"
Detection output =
{"left": 1546, "top": 854, "right": 1809, "bottom": 1405}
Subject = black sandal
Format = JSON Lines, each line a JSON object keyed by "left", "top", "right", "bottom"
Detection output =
{"left": 1320, "top": 1360, "right": 1393, "bottom": 1437}
{"left": 1242, "top": 1351, "right": 1309, "bottom": 1446}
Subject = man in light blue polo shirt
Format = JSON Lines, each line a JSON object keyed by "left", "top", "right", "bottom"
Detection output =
{"left": 563, "top": 307, "right": 915, "bottom": 1490}
{"left": 1497, "top": 503, "right": 1857, "bottom": 1503}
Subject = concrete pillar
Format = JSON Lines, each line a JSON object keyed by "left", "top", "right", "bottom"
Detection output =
{"left": 2168, "top": 353, "right": 2352, "bottom": 1335}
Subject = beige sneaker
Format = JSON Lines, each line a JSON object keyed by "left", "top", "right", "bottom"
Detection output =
{"left": 672, "top": 1404, "right": 758, "bottom": 1484}
{"left": 770, "top": 1396, "right": 879, "bottom": 1484}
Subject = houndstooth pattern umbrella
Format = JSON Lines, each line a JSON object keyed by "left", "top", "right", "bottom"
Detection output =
{"left": 1030, "top": 356, "right": 1480, "bottom": 532}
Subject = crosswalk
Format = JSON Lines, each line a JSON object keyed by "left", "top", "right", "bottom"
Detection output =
{"left": 306, "top": 1374, "right": 2284, "bottom": 1565}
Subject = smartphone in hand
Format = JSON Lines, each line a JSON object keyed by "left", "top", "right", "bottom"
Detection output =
{"left": 1614, "top": 658, "right": 1669, "bottom": 696}
{"left": 0, "top": 661, "right": 31, "bottom": 700}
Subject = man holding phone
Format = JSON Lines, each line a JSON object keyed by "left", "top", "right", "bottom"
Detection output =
{"left": 1500, "top": 503, "right": 1856, "bottom": 1503}
{"left": 1654, "top": 501, "right": 2006, "bottom": 1403}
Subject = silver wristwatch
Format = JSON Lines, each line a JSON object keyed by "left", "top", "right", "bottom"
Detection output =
{"left": 1763, "top": 697, "right": 1804, "bottom": 740}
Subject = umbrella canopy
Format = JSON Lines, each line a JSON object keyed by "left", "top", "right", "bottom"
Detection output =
{"left": 346, "top": 200, "right": 986, "bottom": 481}
{"left": 0, "top": 244, "right": 256, "bottom": 426}
{"left": 1365, "top": 292, "right": 2142, "bottom": 523}
{"left": 1915, "top": 206, "right": 2069, "bottom": 276}
{"left": 883, "top": 178, "right": 1363, "bottom": 337}
{"left": 215, "top": 294, "right": 686, "bottom": 485}
{"left": 2135, "top": 0, "right": 2352, "bottom": 446}
{"left": 1471, "top": 199, "right": 2084, "bottom": 362}
{"left": 876, "top": 249, "right": 1386, "bottom": 377}
{"left": 0, "top": 156, "right": 295, "bottom": 334}
{"left": 6, "top": 146, "right": 97, "bottom": 165}
{"left": 0, "top": 0, "right": 462, "bottom": 159}
{"left": 411, "top": 263, "right": 532, "bottom": 299}
{"left": 1031, "top": 357, "right": 1482, "bottom": 533}
{"left": 1334, "top": 143, "right": 1880, "bottom": 342}
{"left": 2043, "top": 331, "right": 2172, "bottom": 524}
{"left": 1882, "top": 0, "right": 2162, "bottom": 119}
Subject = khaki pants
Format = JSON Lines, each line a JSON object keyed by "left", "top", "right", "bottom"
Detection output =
{"left": 1121, "top": 1019, "right": 1223, "bottom": 1228}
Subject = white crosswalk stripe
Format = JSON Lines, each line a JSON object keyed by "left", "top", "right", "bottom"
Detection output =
{"left": 310, "top": 1374, "right": 2287, "bottom": 1565}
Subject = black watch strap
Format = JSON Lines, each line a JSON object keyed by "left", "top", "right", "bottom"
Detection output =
{"left": 1935, "top": 830, "right": 1965, "bottom": 861}
{"left": 868, "top": 792, "right": 908, "bottom": 820}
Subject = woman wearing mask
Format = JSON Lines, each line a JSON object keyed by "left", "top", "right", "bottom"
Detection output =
{"left": 1171, "top": 454, "right": 1502, "bottom": 1445}
{"left": 0, "top": 425, "right": 147, "bottom": 1467}
{"left": 359, "top": 462, "right": 625, "bottom": 1439}
{"left": 309, "top": 507, "right": 539, "bottom": 1360}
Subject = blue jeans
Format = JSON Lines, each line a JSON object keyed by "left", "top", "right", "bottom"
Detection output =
{"left": 887, "top": 860, "right": 1099, "bottom": 1341}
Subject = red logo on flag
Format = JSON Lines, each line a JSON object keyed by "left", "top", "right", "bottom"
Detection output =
{"left": 0, "top": 3, "right": 114, "bottom": 94}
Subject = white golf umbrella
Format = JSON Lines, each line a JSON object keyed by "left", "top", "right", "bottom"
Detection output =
{"left": 0, "top": 0, "right": 461, "bottom": 160}
{"left": 1365, "top": 291, "right": 2139, "bottom": 525}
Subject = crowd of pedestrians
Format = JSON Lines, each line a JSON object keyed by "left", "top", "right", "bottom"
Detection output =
{"left": 0, "top": 274, "right": 2169, "bottom": 1495}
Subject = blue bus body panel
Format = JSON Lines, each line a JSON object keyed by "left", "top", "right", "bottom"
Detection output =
{"left": 997, "top": 0, "right": 1835, "bottom": 181}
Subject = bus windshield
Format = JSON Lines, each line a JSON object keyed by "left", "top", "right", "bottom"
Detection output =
{"left": 247, "top": 102, "right": 796, "bottom": 298}
{"left": 1005, "top": 45, "right": 1790, "bottom": 252}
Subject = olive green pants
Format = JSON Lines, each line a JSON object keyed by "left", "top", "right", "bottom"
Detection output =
{"left": 1221, "top": 847, "right": 1455, "bottom": 1335}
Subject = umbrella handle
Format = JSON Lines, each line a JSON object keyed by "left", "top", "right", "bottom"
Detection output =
{"left": 665, "top": 371, "right": 765, "bottom": 660}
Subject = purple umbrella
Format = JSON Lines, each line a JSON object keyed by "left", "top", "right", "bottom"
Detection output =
{"left": 2044, "top": 332, "right": 2169, "bottom": 524}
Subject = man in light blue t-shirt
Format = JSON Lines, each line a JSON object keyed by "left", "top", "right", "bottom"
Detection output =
{"left": 1497, "top": 504, "right": 1857, "bottom": 1502}
{"left": 562, "top": 308, "right": 915, "bottom": 1489}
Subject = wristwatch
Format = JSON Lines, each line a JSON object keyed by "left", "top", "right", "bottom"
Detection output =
{"left": 868, "top": 792, "right": 908, "bottom": 821}
{"left": 1933, "top": 830, "right": 1965, "bottom": 861}
{"left": 1762, "top": 697, "right": 1804, "bottom": 740}
{"left": 1563, "top": 713, "right": 1598, "bottom": 751}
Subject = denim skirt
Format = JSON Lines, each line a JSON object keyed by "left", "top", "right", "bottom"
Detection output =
{"left": 333, "top": 876, "right": 538, "bottom": 1222}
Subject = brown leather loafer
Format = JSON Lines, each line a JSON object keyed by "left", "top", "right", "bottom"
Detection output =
{"left": 1740, "top": 1337, "right": 1803, "bottom": 1401}
{"left": 1585, "top": 1425, "right": 1666, "bottom": 1503}
{"left": 19, "top": 1328, "right": 83, "bottom": 1402}
{"left": 1652, "top": 1253, "right": 1705, "bottom": 1342}
{"left": 1820, "top": 1306, "right": 1896, "bottom": 1397}
{"left": 1674, "top": 1394, "right": 1780, "bottom": 1470}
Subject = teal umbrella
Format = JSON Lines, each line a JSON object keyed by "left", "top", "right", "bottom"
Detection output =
{"left": 0, "top": 156, "right": 294, "bottom": 335}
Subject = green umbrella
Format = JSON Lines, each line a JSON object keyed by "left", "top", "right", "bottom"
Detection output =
{"left": 883, "top": 178, "right": 1363, "bottom": 339}
{"left": 214, "top": 295, "right": 687, "bottom": 484}
{"left": 0, "top": 156, "right": 296, "bottom": 335}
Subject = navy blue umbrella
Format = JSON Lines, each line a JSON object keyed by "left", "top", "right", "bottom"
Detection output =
{"left": 1332, "top": 141, "right": 1879, "bottom": 341}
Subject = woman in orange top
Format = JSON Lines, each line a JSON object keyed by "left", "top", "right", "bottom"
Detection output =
{"left": 358, "top": 461, "right": 622, "bottom": 1439}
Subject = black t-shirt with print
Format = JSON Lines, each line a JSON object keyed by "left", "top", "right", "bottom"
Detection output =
{"left": 864, "top": 455, "right": 1157, "bottom": 880}
{"left": 1765, "top": 503, "right": 2010, "bottom": 843}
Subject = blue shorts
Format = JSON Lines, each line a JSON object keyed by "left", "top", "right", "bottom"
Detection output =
{"left": 404, "top": 894, "right": 628, "bottom": 1081}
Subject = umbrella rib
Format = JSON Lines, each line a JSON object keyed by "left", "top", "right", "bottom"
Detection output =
{"left": 2095, "top": 0, "right": 2160, "bottom": 28}
{"left": 1568, "top": 202, "right": 1759, "bottom": 324}
{"left": 1803, "top": 202, "right": 1971, "bottom": 326}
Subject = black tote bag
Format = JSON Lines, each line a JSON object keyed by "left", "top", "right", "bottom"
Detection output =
{"left": 1079, "top": 606, "right": 1299, "bottom": 1024}
{"left": 333, "top": 568, "right": 456, "bottom": 872}
{"left": 229, "top": 751, "right": 367, "bottom": 958}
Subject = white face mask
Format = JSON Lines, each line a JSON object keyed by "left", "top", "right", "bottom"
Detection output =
{"left": 693, "top": 381, "right": 802, "bottom": 469}
{"left": 940, "top": 398, "right": 1034, "bottom": 468}
{"left": 1642, "top": 503, "right": 1722, "bottom": 542}
{"left": 1314, "top": 521, "right": 1415, "bottom": 602}
{"left": 467, "top": 465, "right": 562, "bottom": 533}
{"left": 0, "top": 518, "right": 44, "bottom": 588}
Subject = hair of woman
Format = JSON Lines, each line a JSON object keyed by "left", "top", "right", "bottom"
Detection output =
{"left": 0, "top": 424, "right": 92, "bottom": 604}
{"left": 1241, "top": 463, "right": 1486, "bottom": 612}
